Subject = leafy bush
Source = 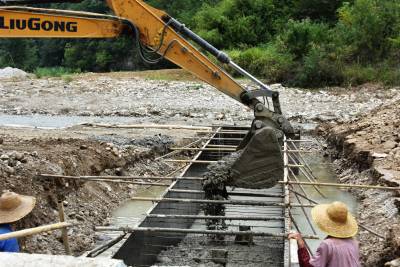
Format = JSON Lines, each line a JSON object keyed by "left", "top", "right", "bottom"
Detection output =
{"left": 291, "top": 0, "right": 347, "bottom": 22}
{"left": 342, "top": 63, "right": 400, "bottom": 86}
{"left": 229, "top": 45, "right": 294, "bottom": 83}
{"left": 292, "top": 46, "right": 344, "bottom": 87}
{"left": 336, "top": 0, "right": 400, "bottom": 62}
{"left": 277, "top": 19, "right": 330, "bottom": 60}
{"left": 194, "top": 0, "right": 278, "bottom": 48}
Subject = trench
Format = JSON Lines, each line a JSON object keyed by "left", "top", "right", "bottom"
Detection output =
{"left": 0, "top": 115, "right": 360, "bottom": 264}
{"left": 100, "top": 132, "right": 358, "bottom": 266}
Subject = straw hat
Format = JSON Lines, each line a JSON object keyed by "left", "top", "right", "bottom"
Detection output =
{"left": 0, "top": 192, "right": 36, "bottom": 224}
{"left": 311, "top": 201, "right": 358, "bottom": 238}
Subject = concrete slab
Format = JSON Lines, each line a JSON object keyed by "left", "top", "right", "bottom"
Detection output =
{"left": 0, "top": 253, "right": 127, "bottom": 267}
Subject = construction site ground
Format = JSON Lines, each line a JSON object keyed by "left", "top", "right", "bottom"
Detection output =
{"left": 0, "top": 69, "right": 399, "bottom": 266}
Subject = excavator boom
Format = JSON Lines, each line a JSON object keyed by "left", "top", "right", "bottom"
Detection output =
{"left": 0, "top": 7, "right": 125, "bottom": 38}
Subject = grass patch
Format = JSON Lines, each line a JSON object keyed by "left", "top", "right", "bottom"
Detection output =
{"left": 34, "top": 67, "right": 80, "bottom": 78}
{"left": 128, "top": 69, "right": 198, "bottom": 81}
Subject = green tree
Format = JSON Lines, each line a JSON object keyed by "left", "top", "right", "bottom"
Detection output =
{"left": 292, "top": 0, "right": 349, "bottom": 22}
{"left": 194, "top": 0, "right": 280, "bottom": 49}
{"left": 0, "top": 39, "right": 38, "bottom": 71}
{"left": 336, "top": 0, "right": 400, "bottom": 62}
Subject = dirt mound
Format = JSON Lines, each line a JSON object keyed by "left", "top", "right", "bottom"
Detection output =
{"left": 319, "top": 100, "right": 400, "bottom": 266}
{"left": 0, "top": 133, "right": 175, "bottom": 255}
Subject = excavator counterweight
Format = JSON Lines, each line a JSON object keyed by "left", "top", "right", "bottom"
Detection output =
{"left": 0, "top": 0, "right": 297, "bottom": 188}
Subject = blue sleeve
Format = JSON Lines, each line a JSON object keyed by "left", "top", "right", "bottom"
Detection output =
{"left": 0, "top": 238, "right": 20, "bottom": 252}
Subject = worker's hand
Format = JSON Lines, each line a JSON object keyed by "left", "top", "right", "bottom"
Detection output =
{"left": 288, "top": 232, "right": 302, "bottom": 240}
{"left": 288, "top": 232, "right": 306, "bottom": 248}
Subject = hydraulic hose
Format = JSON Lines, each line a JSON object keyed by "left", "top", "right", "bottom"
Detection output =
{"left": 162, "top": 15, "right": 282, "bottom": 113}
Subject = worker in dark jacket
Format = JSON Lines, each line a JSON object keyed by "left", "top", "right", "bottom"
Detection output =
{"left": 289, "top": 201, "right": 360, "bottom": 267}
{"left": 0, "top": 191, "right": 36, "bottom": 252}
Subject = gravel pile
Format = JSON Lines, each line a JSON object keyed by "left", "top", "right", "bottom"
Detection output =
{"left": 0, "top": 67, "right": 28, "bottom": 79}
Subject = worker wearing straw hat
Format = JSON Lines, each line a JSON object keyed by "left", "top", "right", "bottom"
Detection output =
{"left": 289, "top": 201, "right": 361, "bottom": 267}
{"left": 0, "top": 191, "right": 36, "bottom": 252}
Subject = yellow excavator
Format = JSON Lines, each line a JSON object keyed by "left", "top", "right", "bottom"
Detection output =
{"left": 0, "top": 0, "right": 298, "bottom": 188}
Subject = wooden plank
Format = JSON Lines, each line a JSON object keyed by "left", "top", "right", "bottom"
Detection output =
{"left": 168, "top": 189, "right": 284, "bottom": 198}
{"left": 57, "top": 202, "right": 71, "bottom": 255}
{"left": 95, "top": 226, "right": 319, "bottom": 239}
{"left": 130, "top": 197, "right": 314, "bottom": 207}
{"left": 170, "top": 147, "right": 236, "bottom": 152}
{"left": 147, "top": 214, "right": 284, "bottom": 221}
{"left": 155, "top": 138, "right": 203, "bottom": 160}
{"left": 39, "top": 174, "right": 204, "bottom": 181}
{"left": 81, "top": 123, "right": 212, "bottom": 131}
{"left": 0, "top": 222, "right": 73, "bottom": 241}
{"left": 164, "top": 160, "right": 221, "bottom": 164}
{"left": 281, "top": 181, "right": 400, "bottom": 191}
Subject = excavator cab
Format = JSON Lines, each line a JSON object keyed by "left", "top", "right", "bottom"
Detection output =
{"left": 0, "top": 0, "right": 298, "bottom": 189}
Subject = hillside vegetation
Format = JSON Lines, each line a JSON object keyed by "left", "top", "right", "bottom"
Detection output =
{"left": 0, "top": 0, "right": 399, "bottom": 87}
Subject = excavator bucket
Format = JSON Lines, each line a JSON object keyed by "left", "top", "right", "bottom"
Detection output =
{"left": 230, "top": 127, "right": 284, "bottom": 189}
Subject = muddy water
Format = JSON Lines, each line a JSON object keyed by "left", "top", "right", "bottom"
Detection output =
{"left": 96, "top": 186, "right": 168, "bottom": 258}
{"left": 291, "top": 152, "right": 358, "bottom": 253}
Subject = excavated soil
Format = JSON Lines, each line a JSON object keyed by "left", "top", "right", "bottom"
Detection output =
{"left": 319, "top": 100, "right": 400, "bottom": 266}
{"left": 0, "top": 130, "right": 181, "bottom": 255}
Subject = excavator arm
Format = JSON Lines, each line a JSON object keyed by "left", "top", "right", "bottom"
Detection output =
{"left": 0, "top": 0, "right": 298, "bottom": 187}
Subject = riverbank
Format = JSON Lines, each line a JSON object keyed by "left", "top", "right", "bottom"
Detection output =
{"left": 1, "top": 70, "right": 399, "bottom": 125}
{"left": 319, "top": 100, "right": 400, "bottom": 266}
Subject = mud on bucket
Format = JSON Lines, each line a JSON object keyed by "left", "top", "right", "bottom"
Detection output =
{"left": 231, "top": 127, "right": 284, "bottom": 189}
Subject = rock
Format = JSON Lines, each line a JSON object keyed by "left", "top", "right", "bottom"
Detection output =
{"left": 13, "top": 152, "right": 24, "bottom": 161}
{"left": 6, "top": 166, "right": 15, "bottom": 174}
{"left": 80, "top": 145, "right": 88, "bottom": 150}
{"left": 384, "top": 141, "right": 398, "bottom": 150}
{"left": 158, "top": 256, "right": 172, "bottom": 263}
{"left": 0, "top": 67, "right": 28, "bottom": 79}
{"left": 370, "top": 138, "right": 382, "bottom": 145}
{"left": 75, "top": 214, "right": 85, "bottom": 221}
{"left": 0, "top": 154, "right": 9, "bottom": 160}
{"left": 385, "top": 258, "right": 400, "bottom": 267}
{"left": 372, "top": 152, "right": 388, "bottom": 158}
